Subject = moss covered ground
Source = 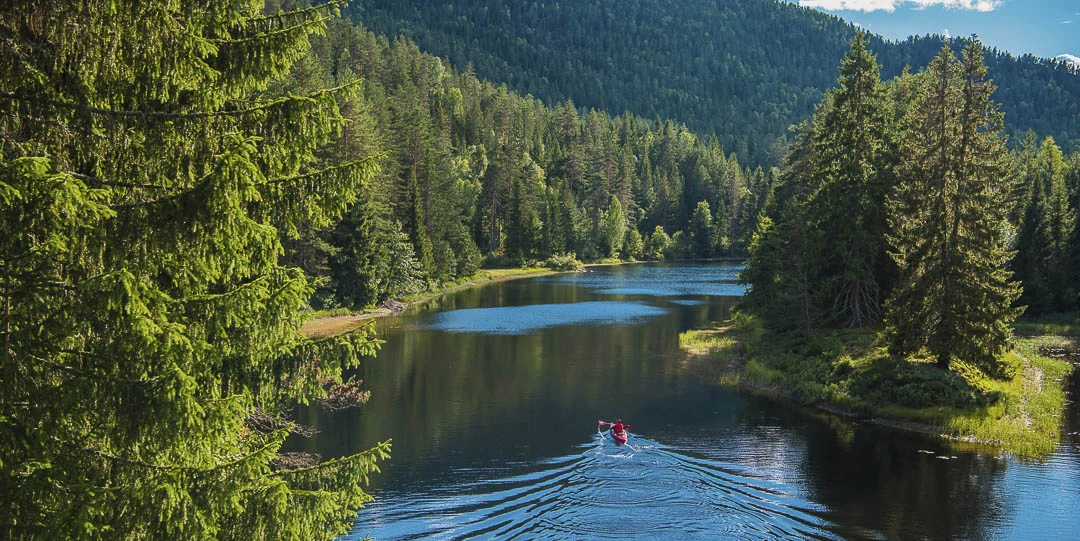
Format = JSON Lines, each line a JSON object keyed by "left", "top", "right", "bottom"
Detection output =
{"left": 680, "top": 313, "right": 1076, "bottom": 457}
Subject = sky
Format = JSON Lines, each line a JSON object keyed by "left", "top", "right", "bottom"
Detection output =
{"left": 793, "top": 0, "right": 1079, "bottom": 66}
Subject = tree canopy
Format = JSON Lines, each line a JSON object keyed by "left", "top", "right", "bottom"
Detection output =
{"left": 279, "top": 19, "right": 771, "bottom": 310}
{"left": 0, "top": 1, "right": 388, "bottom": 538}
{"left": 884, "top": 41, "right": 1021, "bottom": 372}
{"left": 743, "top": 35, "right": 1036, "bottom": 376}
{"left": 342, "top": 0, "right": 1080, "bottom": 167}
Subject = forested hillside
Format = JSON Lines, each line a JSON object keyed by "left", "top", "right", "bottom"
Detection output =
{"left": 281, "top": 16, "right": 770, "bottom": 309}
{"left": 342, "top": 0, "right": 1080, "bottom": 166}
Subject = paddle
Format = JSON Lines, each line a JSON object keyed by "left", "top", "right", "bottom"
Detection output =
{"left": 598, "top": 419, "right": 630, "bottom": 441}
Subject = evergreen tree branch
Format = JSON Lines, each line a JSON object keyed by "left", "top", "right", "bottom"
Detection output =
{"left": 0, "top": 81, "right": 361, "bottom": 120}
{"left": 64, "top": 171, "right": 169, "bottom": 191}
{"left": 28, "top": 354, "right": 166, "bottom": 387}
{"left": 247, "top": 1, "right": 343, "bottom": 27}
{"left": 268, "top": 439, "right": 390, "bottom": 478}
{"left": 263, "top": 155, "right": 384, "bottom": 186}
{"left": 210, "top": 14, "right": 332, "bottom": 45}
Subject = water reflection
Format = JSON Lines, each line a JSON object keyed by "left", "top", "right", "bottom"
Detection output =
{"left": 542, "top": 263, "right": 745, "bottom": 298}
{"left": 425, "top": 301, "right": 667, "bottom": 334}
{"left": 670, "top": 299, "right": 706, "bottom": 306}
{"left": 289, "top": 263, "right": 1080, "bottom": 540}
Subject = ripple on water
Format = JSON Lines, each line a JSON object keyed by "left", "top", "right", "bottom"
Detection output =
{"left": 348, "top": 436, "right": 842, "bottom": 540}
{"left": 669, "top": 299, "right": 707, "bottom": 306}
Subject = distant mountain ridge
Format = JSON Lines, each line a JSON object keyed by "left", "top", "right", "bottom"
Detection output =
{"left": 344, "top": 0, "right": 1080, "bottom": 165}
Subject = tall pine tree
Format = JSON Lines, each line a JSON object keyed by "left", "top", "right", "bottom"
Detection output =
{"left": 600, "top": 194, "right": 627, "bottom": 259}
{"left": 741, "top": 125, "right": 817, "bottom": 331}
{"left": 1014, "top": 137, "right": 1076, "bottom": 313}
{"left": 805, "top": 31, "right": 897, "bottom": 327}
{"left": 885, "top": 39, "right": 1020, "bottom": 373}
{"left": 688, "top": 200, "right": 715, "bottom": 259}
{"left": 0, "top": 1, "right": 389, "bottom": 538}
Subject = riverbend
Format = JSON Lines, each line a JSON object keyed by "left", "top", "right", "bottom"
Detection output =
{"left": 288, "top": 262, "right": 1080, "bottom": 540}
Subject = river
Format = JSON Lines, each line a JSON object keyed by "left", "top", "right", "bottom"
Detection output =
{"left": 291, "top": 262, "right": 1080, "bottom": 540}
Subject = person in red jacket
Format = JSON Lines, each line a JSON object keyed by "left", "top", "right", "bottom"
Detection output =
{"left": 598, "top": 418, "right": 631, "bottom": 434}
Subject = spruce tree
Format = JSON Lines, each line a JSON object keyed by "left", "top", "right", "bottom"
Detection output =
{"left": 1014, "top": 137, "right": 1075, "bottom": 313}
{"left": 689, "top": 200, "right": 715, "bottom": 259}
{"left": 600, "top": 194, "right": 627, "bottom": 258}
{"left": 1008, "top": 131, "right": 1042, "bottom": 223}
{"left": 330, "top": 195, "right": 384, "bottom": 309}
{"left": 623, "top": 228, "right": 645, "bottom": 260}
{"left": 805, "top": 31, "right": 897, "bottom": 327}
{"left": 404, "top": 170, "right": 436, "bottom": 275}
{"left": 741, "top": 127, "right": 817, "bottom": 331}
{"left": 0, "top": 2, "right": 389, "bottom": 538}
{"left": 885, "top": 40, "right": 1021, "bottom": 373}
{"left": 506, "top": 177, "right": 529, "bottom": 263}
{"left": 1068, "top": 152, "right": 1080, "bottom": 296}
{"left": 644, "top": 225, "right": 671, "bottom": 260}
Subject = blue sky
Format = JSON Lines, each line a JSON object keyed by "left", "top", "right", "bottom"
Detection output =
{"left": 793, "top": 1, "right": 1079, "bottom": 65}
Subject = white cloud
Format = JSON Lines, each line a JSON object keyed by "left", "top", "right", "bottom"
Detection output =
{"left": 800, "top": 0, "right": 900, "bottom": 11}
{"left": 1057, "top": 54, "right": 1080, "bottom": 68}
{"left": 1062, "top": 20, "right": 1073, "bottom": 24}
{"left": 943, "top": 27, "right": 951, "bottom": 39}
{"left": 799, "top": 1, "right": 1003, "bottom": 13}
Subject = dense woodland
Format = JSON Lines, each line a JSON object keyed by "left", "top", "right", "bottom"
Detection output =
{"left": 278, "top": 14, "right": 771, "bottom": 310}
{"left": 0, "top": 2, "right": 389, "bottom": 538}
{"left": 3, "top": 0, "right": 1080, "bottom": 539}
{"left": 742, "top": 33, "right": 1080, "bottom": 374}
{"left": 343, "top": 0, "right": 1080, "bottom": 166}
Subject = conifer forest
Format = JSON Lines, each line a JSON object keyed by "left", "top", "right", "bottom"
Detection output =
{"left": 1, "top": 1, "right": 1079, "bottom": 539}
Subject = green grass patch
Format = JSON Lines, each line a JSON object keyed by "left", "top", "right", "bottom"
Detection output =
{"left": 680, "top": 315, "right": 1075, "bottom": 457}
{"left": 936, "top": 338, "right": 1074, "bottom": 456}
{"left": 302, "top": 306, "right": 357, "bottom": 319}
{"left": 592, "top": 257, "right": 623, "bottom": 265}
{"left": 474, "top": 267, "right": 554, "bottom": 280}
{"left": 1013, "top": 311, "right": 1080, "bottom": 336}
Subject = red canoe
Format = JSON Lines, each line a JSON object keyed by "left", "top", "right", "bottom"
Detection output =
{"left": 611, "top": 429, "right": 628, "bottom": 444}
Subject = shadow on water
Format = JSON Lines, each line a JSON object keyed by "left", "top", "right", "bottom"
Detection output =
{"left": 287, "top": 263, "right": 1080, "bottom": 540}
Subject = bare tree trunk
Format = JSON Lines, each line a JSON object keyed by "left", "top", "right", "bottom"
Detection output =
{"left": 488, "top": 188, "right": 499, "bottom": 253}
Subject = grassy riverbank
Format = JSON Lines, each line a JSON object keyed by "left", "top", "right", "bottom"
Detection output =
{"left": 1012, "top": 311, "right": 1080, "bottom": 337}
{"left": 300, "top": 267, "right": 562, "bottom": 337}
{"left": 680, "top": 314, "right": 1076, "bottom": 456}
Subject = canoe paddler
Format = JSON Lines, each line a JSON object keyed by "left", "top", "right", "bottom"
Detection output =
{"left": 598, "top": 418, "right": 631, "bottom": 433}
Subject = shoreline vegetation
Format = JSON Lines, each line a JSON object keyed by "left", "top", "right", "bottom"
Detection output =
{"left": 301, "top": 256, "right": 652, "bottom": 337}
{"left": 729, "top": 33, "right": 1080, "bottom": 460}
{"left": 301, "top": 257, "right": 747, "bottom": 337}
{"left": 680, "top": 313, "right": 1078, "bottom": 457}
{"left": 301, "top": 267, "right": 562, "bottom": 337}
{"left": 306, "top": 258, "right": 1077, "bottom": 458}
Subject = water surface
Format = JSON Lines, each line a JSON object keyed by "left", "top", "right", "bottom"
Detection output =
{"left": 291, "top": 263, "right": 1080, "bottom": 540}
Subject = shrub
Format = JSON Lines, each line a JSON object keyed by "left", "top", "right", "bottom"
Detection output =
{"left": 544, "top": 252, "right": 584, "bottom": 271}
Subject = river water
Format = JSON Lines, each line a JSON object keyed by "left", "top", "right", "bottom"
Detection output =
{"left": 293, "top": 263, "right": 1080, "bottom": 540}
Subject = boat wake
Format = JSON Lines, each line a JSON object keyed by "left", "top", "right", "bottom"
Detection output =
{"left": 349, "top": 434, "right": 843, "bottom": 540}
